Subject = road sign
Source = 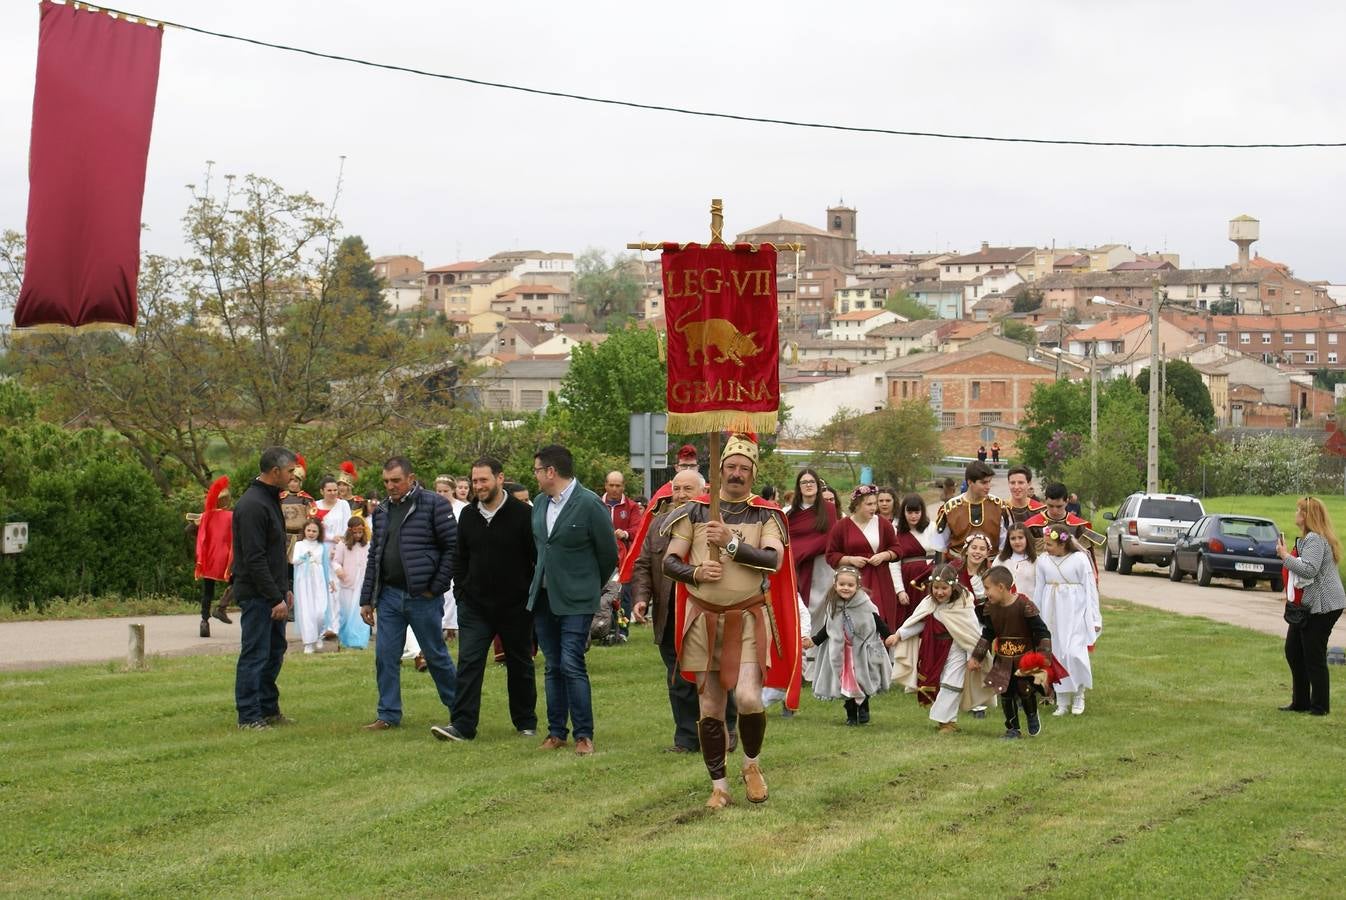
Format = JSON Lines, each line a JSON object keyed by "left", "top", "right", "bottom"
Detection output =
{"left": 2, "top": 522, "right": 28, "bottom": 554}
{"left": 629, "top": 413, "right": 670, "bottom": 491}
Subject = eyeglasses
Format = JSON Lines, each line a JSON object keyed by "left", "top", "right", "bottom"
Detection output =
{"left": 532, "top": 465, "right": 551, "bottom": 474}
{"left": 798, "top": 479, "right": 817, "bottom": 486}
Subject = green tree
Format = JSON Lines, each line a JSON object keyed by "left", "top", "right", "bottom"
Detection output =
{"left": 811, "top": 407, "right": 864, "bottom": 482}
{"left": 575, "top": 248, "right": 644, "bottom": 329}
{"left": 12, "top": 173, "right": 458, "bottom": 491}
{"left": 330, "top": 235, "right": 387, "bottom": 320}
{"left": 1001, "top": 319, "right": 1036, "bottom": 345}
{"left": 1017, "top": 379, "right": 1090, "bottom": 473}
{"left": 1136, "top": 360, "right": 1215, "bottom": 430}
{"left": 556, "top": 325, "right": 664, "bottom": 459}
{"left": 858, "top": 401, "right": 942, "bottom": 491}
{"left": 885, "top": 291, "right": 932, "bottom": 321}
{"left": 1012, "top": 288, "right": 1044, "bottom": 314}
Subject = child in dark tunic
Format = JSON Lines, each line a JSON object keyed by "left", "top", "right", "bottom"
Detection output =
{"left": 968, "top": 565, "right": 1057, "bottom": 739}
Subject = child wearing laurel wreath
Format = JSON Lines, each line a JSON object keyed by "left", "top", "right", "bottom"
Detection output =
{"left": 891, "top": 563, "right": 996, "bottom": 733}
{"left": 1033, "top": 525, "right": 1101, "bottom": 716}
{"left": 811, "top": 566, "right": 899, "bottom": 725}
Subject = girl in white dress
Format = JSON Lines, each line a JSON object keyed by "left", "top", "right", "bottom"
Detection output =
{"left": 331, "top": 516, "right": 370, "bottom": 649}
{"left": 997, "top": 524, "right": 1038, "bottom": 600}
{"left": 292, "top": 520, "right": 335, "bottom": 654}
{"left": 1034, "top": 526, "right": 1102, "bottom": 715}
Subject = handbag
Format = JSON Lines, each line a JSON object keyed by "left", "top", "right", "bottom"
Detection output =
{"left": 1283, "top": 542, "right": 1309, "bottom": 626}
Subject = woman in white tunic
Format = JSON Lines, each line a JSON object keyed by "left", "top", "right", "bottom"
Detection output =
{"left": 291, "top": 520, "right": 335, "bottom": 654}
{"left": 1034, "top": 527, "right": 1102, "bottom": 715}
{"left": 314, "top": 476, "right": 351, "bottom": 638}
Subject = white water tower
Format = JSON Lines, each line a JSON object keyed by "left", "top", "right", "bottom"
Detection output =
{"left": 1229, "top": 215, "right": 1259, "bottom": 268}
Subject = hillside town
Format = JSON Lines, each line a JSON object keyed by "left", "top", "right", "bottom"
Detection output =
{"left": 375, "top": 210, "right": 1346, "bottom": 457}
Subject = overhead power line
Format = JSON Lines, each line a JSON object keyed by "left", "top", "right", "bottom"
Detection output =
{"left": 75, "top": 3, "right": 1346, "bottom": 150}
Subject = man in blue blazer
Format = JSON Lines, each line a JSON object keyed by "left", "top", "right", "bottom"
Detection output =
{"left": 528, "top": 444, "right": 620, "bottom": 756}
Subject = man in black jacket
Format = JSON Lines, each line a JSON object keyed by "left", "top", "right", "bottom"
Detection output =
{"left": 233, "top": 447, "right": 297, "bottom": 729}
{"left": 359, "top": 456, "right": 459, "bottom": 732}
{"left": 431, "top": 456, "right": 537, "bottom": 742}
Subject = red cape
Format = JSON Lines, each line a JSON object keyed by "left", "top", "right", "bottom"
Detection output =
{"left": 194, "top": 508, "right": 233, "bottom": 582}
{"left": 1022, "top": 510, "right": 1093, "bottom": 531}
{"left": 671, "top": 494, "right": 802, "bottom": 710}
{"left": 618, "top": 481, "right": 674, "bottom": 583}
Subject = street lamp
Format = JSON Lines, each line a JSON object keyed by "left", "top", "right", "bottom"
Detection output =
{"left": 1092, "top": 282, "right": 1168, "bottom": 493}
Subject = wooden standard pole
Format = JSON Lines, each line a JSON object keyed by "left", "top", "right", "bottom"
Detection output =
{"left": 127, "top": 623, "right": 145, "bottom": 670}
{"left": 707, "top": 199, "right": 724, "bottom": 522}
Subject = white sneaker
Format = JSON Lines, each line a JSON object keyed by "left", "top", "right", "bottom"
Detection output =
{"left": 303, "top": 644, "right": 317, "bottom": 654}
{"left": 1053, "top": 693, "right": 1070, "bottom": 717}
{"left": 1071, "top": 691, "right": 1086, "bottom": 715}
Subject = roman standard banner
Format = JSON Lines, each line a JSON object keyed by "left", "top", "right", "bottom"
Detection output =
{"left": 15, "top": 2, "right": 163, "bottom": 332}
{"left": 662, "top": 242, "right": 780, "bottom": 434}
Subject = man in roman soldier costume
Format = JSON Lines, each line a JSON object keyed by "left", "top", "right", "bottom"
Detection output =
{"left": 279, "top": 453, "right": 315, "bottom": 557}
{"left": 1005, "top": 465, "right": 1046, "bottom": 526}
{"left": 1022, "top": 481, "right": 1104, "bottom": 579}
{"left": 933, "top": 460, "right": 1011, "bottom": 561}
{"left": 662, "top": 433, "right": 800, "bottom": 809}
{"left": 336, "top": 460, "right": 364, "bottom": 508}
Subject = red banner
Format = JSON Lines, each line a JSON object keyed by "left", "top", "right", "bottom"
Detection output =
{"left": 15, "top": 2, "right": 162, "bottom": 332}
{"left": 662, "top": 243, "right": 780, "bottom": 433}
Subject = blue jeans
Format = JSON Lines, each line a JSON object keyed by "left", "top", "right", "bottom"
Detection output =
{"left": 374, "top": 585, "right": 457, "bottom": 724}
{"left": 533, "top": 590, "right": 595, "bottom": 741}
{"left": 235, "top": 597, "right": 287, "bottom": 725}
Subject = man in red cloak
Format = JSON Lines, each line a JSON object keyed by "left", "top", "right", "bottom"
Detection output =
{"left": 194, "top": 476, "right": 234, "bottom": 637}
{"left": 662, "top": 433, "right": 800, "bottom": 809}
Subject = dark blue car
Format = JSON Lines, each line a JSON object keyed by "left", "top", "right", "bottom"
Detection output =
{"left": 1169, "top": 514, "right": 1283, "bottom": 590}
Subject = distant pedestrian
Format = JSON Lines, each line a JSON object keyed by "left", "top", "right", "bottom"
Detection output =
{"left": 528, "top": 444, "right": 620, "bottom": 756}
{"left": 1277, "top": 497, "right": 1346, "bottom": 715}
{"left": 991, "top": 442, "right": 1001, "bottom": 464}
{"left": 194, "top": 476, "right": 234, "bottom": 638}
{"left": 1065, "top": 493, "right": 1083, "bottom": 518}
{"left": 359, "top": 456, "right": 459, "bottom": 733}
{"left": 432, "top": 456, "right": 538, "bottom": 743}
{"left": 977, "top": 445, "right": 988, "bottom": 463}
{"left": 603, "top": 470, "right": 644, "bottom": 638}
{"left": 232, "top": 447, "right": 297, "bottom": 730}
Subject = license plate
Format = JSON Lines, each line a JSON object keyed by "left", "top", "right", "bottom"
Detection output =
{"left": 1235, "top": 563, "right": 1263, "bottom": 573}
{"left": 1158, "top": 527, "right": 1182, "bottom": 535}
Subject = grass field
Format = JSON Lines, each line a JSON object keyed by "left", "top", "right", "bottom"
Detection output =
{"left": 4, "top": 601, "right": 1346, "bottom": 897}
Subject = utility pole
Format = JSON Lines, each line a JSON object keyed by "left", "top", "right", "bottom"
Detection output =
{"left": 1147, "top": 280, "right": 1163, "bottom": 492}
{"left": 1090, "top": 339, "right": 1098, "bottom": 447}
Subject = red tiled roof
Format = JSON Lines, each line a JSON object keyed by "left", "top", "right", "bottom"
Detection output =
{"left": 425, "top": 261, "right": 481, "bottom": 273}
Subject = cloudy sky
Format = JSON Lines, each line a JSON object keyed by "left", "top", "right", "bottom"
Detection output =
{"left": 2, "top": 0, "right": 1344, "bottom": 287}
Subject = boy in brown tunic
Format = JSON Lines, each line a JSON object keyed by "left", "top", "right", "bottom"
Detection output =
{"left": 968, "top": 565, "right": 1053, "bottom": 739}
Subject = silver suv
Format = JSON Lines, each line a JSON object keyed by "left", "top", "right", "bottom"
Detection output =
{"left": 1103, "top": 492, "right": 1206, "bottom": 574}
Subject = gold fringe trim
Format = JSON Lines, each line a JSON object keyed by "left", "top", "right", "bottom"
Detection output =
{"left": 12, "top": 320, "right": 135, "bottom": 336}
{"left": 667, "top": 410, "right": 778, "bottom": 435}
{"left": 12, "top": 321, "right": 135, "bottom": 339}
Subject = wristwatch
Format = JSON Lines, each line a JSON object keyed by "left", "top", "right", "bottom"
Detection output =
{"left": 725, "top": 537, "right": 740, "bottom": 558}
